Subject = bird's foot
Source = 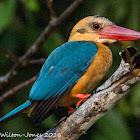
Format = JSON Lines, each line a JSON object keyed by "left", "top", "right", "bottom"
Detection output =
{"left": 73, "top": 94, "right": 91, "bottom": 106}
{"left": 67, "top": 106, "right": 75, "bottom": 115}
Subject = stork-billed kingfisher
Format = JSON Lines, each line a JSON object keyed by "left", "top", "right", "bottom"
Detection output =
{"left": 1, "top": 16, "right": 140, "bottom": 125}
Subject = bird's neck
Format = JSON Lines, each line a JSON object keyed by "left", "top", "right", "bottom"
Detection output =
{"left": 68, "top": 32, "right": 113, "bottom": 70}
{"left": 68, "top": 33, "right": 113, "bottom": 77}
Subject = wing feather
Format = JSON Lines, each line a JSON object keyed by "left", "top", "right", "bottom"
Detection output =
{"left": 29, "top": 41, "right": 98, "bottom": 123}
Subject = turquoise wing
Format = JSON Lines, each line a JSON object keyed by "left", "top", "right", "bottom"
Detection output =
{"left": 29, "top": 41, "right": 98, "bottom": 123}
{"left": 29, "top": 41, "right": 98, "bottom": 101}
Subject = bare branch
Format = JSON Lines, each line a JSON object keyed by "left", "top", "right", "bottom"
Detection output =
{"left": 0, "top": 0, "right": 83, "bottom": 88}
{"left": 0, "top": 58, "right": 45, "bottom": 101}
{"left": 34, "top": 47, "right": 140, "bottom": 140}
{"left": 29, "top": 58, "right": 46, "bottom": 65}
{"left": 0, "top": 46, "right": 20, "bottom": 64}
{"left": 47, "top": 0, "right": 56, "bottom": 19}
{"left": 21, "top": 0, "right": 83, "bottom": 62}
{"left": 0, "top": 76, "right": 37, "bottom": 103}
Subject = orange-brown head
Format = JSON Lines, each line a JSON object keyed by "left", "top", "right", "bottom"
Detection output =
{"left": 69, "top": 16, "right": 140, "bottom": 44}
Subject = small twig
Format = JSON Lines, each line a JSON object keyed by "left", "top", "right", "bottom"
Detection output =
{"left": 29, "top": 58, "right": 46, "bottom": 65}
{"left": 47, "top": 0, "right": 56, "bottom": 19}
{"left": 21, "top": 0, "right": 83, "bottom": 62}
{"left": 0, "top": 0, "right": 83, "bottom": 88}
{"left": 0, "top": 76, "right": 37, "bottom": 103}
{"left": 0, "top": 46, "right": 20, "bottom": 64}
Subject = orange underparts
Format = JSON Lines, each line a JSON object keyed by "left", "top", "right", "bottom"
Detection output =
{"left": 67, "top": 94, "right": 91, "bottom": 114}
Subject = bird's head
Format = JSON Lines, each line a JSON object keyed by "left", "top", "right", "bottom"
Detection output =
{"left": 69, "top": 16, "right": 140, "bottom": 44}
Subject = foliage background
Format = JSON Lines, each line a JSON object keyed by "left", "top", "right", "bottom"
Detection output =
{"left": 0, "top": 0, "right": 140, "bottom": 140}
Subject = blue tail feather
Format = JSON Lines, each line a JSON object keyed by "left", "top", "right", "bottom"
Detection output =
{"left": 0, "top": 100, "right": 31, "bottom": 124}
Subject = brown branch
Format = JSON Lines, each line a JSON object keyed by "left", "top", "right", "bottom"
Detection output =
{"left": 0, "top": 76, "right": 37, "bottom": 103}
{"left": 21, "top": 0, "right": 83, "bottom": 62}
{"left": 29, "top": 58, "right": 46, "bottom": 65}
{"left": 34, "top": 47, "right": 140, "bottom": 140}
{"left": 0, "top": 46, "right": 20, "bottom": 64}
{"left": 47, "top": 0, "right": 56, "bottom": 19}
{"left": 0, "top": 0, "right": 83, "bottom": 88}
{"left": 0, "top": 58, "right": 45, "bottom": 101}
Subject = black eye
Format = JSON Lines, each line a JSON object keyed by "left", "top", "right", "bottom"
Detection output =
{"left": 92, "top": 23, "right": 101, "bottom": 30}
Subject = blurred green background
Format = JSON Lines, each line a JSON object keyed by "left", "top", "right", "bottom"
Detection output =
{"left": 0, "top": 0, "right": 140, "bottom": 140}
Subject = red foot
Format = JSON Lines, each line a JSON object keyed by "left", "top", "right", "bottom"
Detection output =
{"left": 67, "top": 106, "right": 74, "bottom": 114}
{"left": 73, "top": 94, "right": 91, "bottom": 106}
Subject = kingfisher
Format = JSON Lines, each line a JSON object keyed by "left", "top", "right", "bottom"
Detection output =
{"left": 0, "top": 16, "right": 140, "bottom": 125}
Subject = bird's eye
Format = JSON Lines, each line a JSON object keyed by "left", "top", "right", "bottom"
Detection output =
{"left": 92, "top": 23, "right": 101, "bottom": 30}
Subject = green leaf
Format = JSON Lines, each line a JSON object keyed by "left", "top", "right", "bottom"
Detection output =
{"left": 130, "top": 83, "right": 140, "bottom": 117}
{"left": 0, "top": 0, "right": 16, "bottom": 33}
{"left": 24, "top": 0, "right": 40, "bottom": 12}
{"left": 42, "top": 31, "right": 64, "bottom": 56}
{"left": 92, "top": 110, "right": 133, "bottom": 140}
{"left": 42, "top": 115, "right": 57, "bottom": 128}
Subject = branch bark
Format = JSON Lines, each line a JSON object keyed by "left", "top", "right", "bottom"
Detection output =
{"left": 0, "top": 0, "right": 83, "bottom": 88}
{"left": 34, "top": 47, "right": 140, "bottom": 140}
{"left": 0, "top": 76, "right": 37, "bottom": 103}
{"left": 29, "top": 58, "right": 46, "bottom": 65}
{"left": 0, "top": 46, "right": 20, "bottom": 64}
{"left": 47, "top": 0, "right": 56, "bottom": 19}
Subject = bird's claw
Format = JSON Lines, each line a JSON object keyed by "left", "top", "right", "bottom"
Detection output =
{"left": 73, "top": 94, "right": 91, "bottom": 107}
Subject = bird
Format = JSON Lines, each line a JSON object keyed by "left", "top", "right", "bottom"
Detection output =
{"left": 0, "top": 16, "right": 140, "bottom": 125}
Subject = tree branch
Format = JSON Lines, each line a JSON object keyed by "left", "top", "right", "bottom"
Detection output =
{"left": 29, "top": 58, "right": 46, "bottom": 65}
{"left": 0, "top": 0, "right": 83, "bottom": 88}
{"left": 47, "top": 0, "right": 56, "bottom": 19}
{"left": 34, "top": 47, "right": 140, "bottom": 140}
{"left": 0, "top": 46, "right": 20, "bottom": 64}
{"left": 0, "top": 76, "right": 37, "bottom": 103}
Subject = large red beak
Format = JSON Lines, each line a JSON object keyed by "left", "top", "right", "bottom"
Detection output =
{"left": 98, "top": 25, "right": 140, "bottom": 41}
